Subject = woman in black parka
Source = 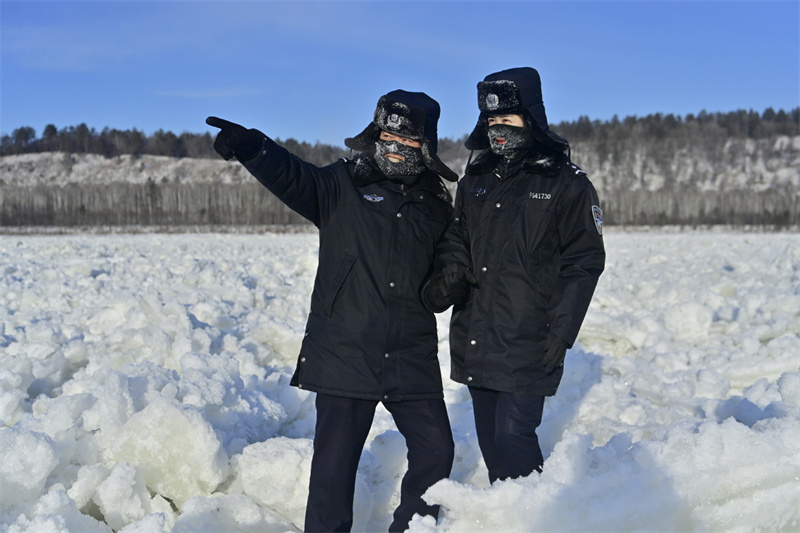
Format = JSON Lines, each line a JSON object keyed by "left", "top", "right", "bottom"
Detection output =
{"left": 207, "top": 90, "right": 457, "bottom": 532}
{"left": 424, "top": 67, "right": 606, "bottom": 483}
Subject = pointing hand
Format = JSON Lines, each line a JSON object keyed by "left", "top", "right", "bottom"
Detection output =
{"left": 206, "top": 116, "right": 261, "bottom": 161}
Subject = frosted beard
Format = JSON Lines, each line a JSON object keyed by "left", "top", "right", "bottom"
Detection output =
{"left": 374, "top": 140, "right": 426, "bottom": 179}
{"left": 487, "top": 124, "right": 533, "bottom": 160}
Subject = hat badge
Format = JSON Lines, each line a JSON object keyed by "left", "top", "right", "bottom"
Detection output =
{"left": 486, "top": 93, "right": 500, "bottom": 110}
{"left": 388, "top": 113, "right": 401, "bottom": 129}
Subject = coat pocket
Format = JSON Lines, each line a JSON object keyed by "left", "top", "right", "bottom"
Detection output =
{"left": 323, "top": 252, "right": 357, "bottom": 318}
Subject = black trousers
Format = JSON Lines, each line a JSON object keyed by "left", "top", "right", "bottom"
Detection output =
{"left": 469, "top": 386, "right": 546, "bottom": 483}
{"left": 304, "top": 393, "right": 454, "bottom": 532}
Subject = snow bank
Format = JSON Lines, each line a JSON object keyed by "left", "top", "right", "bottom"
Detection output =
{"left": 1, "top": 231, "right": 798, "bottom": 532}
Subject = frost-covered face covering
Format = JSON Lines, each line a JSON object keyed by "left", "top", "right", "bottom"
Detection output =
{"left": 374, "top": 139, "right": 426, "bottom": 179}
{"left": 487, "top": 123, "right": 533, "bottom": 160}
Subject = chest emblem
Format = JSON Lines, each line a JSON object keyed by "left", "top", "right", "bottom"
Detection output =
{"left": 470, "top": 187, "right": 487, "bottom": 197}
{"left": 592, "top": 205, "right": 604, "bottom": 235}
{"left": 363, "top": 194, "right": 384, "bottom": 203}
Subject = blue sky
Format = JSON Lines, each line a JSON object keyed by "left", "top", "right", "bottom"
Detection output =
{"left": 2, "top": 0, "right": 798, "bottom": 147}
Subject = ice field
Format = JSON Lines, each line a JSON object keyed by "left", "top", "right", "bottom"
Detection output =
{"left": 1, "top": 230, "right": 798, "bottom": 532}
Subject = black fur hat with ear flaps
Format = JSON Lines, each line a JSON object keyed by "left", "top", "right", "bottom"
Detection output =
{"left": 465, "top": 67, "right": 569, "bottom": 153}
{"left": 345, "top": 90, "right": 458, "bottom": 182}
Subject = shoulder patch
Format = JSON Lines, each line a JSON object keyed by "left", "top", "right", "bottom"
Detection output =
{"left": 568, "top": 162, "right": 587, "bottom": 176}
{"left": 592, "top": 205, "right": 603, "bottom": 235}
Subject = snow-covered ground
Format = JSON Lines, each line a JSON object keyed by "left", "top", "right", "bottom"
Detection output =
{"left": 1, "top": 230, "right": 798, "bottom": 532}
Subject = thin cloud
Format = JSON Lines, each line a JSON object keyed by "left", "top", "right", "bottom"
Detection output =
{"left": 155, "top": 87, "right": 266, "bottom": 99}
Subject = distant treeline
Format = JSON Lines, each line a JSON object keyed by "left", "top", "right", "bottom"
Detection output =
{"left": 3, "top": 108, "right": 798, "bottom": 160}
{"left": 3, "top": 183, "right": 795, "bottom": 228}
{"left": 0, "top": 183, "right": 308, "bottom": 227}
{"left": 556, "top": 107, "right": 799, "bottom": 144}
{"left": 0, "top": 125, "right": 352, "bottom": 167}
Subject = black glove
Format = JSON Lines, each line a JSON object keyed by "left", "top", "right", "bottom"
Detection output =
{"left": 206, "top": 116, "right": 262, "bottom": 161}
{"left": 422, "top": 263, "right": 477, "bottom": 312}
{"left": 542, "top": 332, "right": 570, "bottom": 374}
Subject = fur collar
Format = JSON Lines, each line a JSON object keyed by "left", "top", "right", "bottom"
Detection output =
{"left": 466, "top": 148, "right": 565, "bottom": 179}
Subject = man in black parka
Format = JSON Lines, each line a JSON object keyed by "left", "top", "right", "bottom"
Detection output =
{"left": 423, "top": 67, "right": 605, "bottom": 483}
{"left": 206, "top": 90, "right": 458, "bottom": 532}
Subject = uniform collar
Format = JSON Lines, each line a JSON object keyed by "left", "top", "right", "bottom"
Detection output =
{"left": 467, "top": 148, "right": 564, "bottom": 179}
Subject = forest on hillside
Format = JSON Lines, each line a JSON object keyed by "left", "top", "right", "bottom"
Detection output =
{"left": 3, "top": 108, "right": 798, "bottom": 162}
{"left": 2, "top": 108, "right": 798, "bottom": 229}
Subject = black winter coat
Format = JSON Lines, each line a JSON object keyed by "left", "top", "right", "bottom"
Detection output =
{"left": 435, "top": 150, "right": 605, "bottom": 396}
{"left": 242, "top": 134, "right": 453, "bottom": 401}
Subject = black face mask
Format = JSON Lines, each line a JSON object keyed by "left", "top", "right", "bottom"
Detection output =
{"left": 374, "top": 140, "right": 426, "bottom": 178}
{"left": 487, "top": 123, "right": 533, "bottom": 160}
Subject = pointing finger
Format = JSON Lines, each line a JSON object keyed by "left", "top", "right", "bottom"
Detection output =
{"left": 206, "top": 116, "right": 237, "bottom": 130}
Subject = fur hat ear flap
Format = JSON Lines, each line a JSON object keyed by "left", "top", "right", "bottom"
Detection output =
{"left": 465, "top": 115, "right": 490, "bottom": 151}
{"left": 345, "top": 123, "right": 380, "bottom": 152}
{"left": 421, "top": 140, "right": 458, "bottom": 182}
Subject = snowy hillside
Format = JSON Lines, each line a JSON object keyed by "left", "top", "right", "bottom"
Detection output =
{"left": 2, "top": 134, "right": 799, "bottom": 193}
{"left": 573, "top": 134, "right": 800, "bottom": 195}
{"left": 0, "top": 152, "right": 255, "bottom": 187}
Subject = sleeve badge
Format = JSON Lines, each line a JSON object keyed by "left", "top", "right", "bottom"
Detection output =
{"left": 592, "top": 205, "right": 604, "bottom": 235}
